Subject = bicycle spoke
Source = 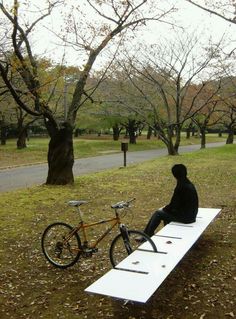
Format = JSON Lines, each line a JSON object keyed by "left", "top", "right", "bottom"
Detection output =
{"left": 42, "top": 222, "right": 81, "bottom": 268}
{"left": 109, "top": 230, "right": 157, "bottom": 267}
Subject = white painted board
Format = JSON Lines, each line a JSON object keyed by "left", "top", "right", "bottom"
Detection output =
{"left": 85, "top": 208, "right": 221, "bottom": 302}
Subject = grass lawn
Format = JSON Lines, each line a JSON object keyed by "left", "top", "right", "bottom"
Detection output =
{"left": 0, "top": 144, "right": 235, "bottom": 318}
{"left": 0, "top": 133, "right": 227, "bottom": 168}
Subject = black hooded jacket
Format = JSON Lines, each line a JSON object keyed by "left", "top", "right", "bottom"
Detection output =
{"left": 163, "top": 165, "right": 199, "bottom": 223}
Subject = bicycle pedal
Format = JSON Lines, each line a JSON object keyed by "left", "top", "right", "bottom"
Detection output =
{"left": 82, "top": 250, "right": 92, "bottom": 258}
{"left": 82, "top": 247, "right": 98, "bottom": 257}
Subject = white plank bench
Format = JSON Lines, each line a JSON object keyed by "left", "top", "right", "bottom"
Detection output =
{"left": 85, "top": 207, "right": 221, "bottom": 303}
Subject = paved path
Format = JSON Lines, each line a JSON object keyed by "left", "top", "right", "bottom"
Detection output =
{"left": 0, "top": 142, "right": 226, "bottom": 193}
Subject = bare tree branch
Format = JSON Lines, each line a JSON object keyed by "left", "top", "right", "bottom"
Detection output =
{"left": 186, "top": 0, "right": 236, "bottom": 24}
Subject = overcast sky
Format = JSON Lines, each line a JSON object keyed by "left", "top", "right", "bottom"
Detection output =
{"left": 142, "top": 1, "right": 234, "bottom": 44}
{"left": 3, "top": 0, "right": 235, "bottom": 67}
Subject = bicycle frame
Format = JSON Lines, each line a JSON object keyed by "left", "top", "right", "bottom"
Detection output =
{"left": 41, "top": 198, "right": 149, "bottom": 269}
{"left": 66, "top": 213, "right": 122, "bottom": 251}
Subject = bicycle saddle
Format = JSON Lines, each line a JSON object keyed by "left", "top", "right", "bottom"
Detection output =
{"left": 68, "top": 200, "right": 88, "bottom": 207}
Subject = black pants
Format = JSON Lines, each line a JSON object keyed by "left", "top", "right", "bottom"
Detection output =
{"left": 143, "top": 209, "right": 178, "bottom": 237}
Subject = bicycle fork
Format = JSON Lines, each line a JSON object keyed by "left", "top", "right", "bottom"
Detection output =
{"left": 119, "top": 224, "right": 132, "bottom": 255}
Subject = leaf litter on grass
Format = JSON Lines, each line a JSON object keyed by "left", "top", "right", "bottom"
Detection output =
{"left": 0, "top": 145, "right": 235, "bottom": 319}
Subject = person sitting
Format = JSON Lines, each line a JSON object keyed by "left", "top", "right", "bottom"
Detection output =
{"left": 141, "top": 164, "right": 199, "bottom": 238}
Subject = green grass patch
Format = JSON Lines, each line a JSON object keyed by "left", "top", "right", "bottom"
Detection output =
{"left": 0, "top": 133, "right": 227, "bottom": 168}
{"left": 0, "top": 144, "right": 235, "bottom": 318}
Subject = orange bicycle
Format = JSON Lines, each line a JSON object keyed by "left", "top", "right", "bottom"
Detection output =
{"left": 41, "top": 198, "right": 157, "bottom": 269}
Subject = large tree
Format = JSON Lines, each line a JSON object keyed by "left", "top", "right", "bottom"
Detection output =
{"left": 218, "top": 76, "right": 236, "bottom": 144}
{"left": 0, "top": 0, "right": 175, "bottom": 184}
{"left": 115, "top": 34, "right": 223, "bottom": 154}
{"left": 91, "top": 68, "right": 147, "bottom": 143}
{"left": 185, "top": 1, "right": 236, "bottom": 143}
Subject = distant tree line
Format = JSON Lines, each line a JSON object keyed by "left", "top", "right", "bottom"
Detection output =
{"left": 0, "top": 1, "right": 235, "bottom": 185}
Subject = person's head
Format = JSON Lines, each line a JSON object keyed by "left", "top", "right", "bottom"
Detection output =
{"left": 171, "top": 164, "right": 187, "bottom": 180}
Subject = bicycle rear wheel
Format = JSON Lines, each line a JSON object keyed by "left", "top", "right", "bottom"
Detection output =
{"left": 109, "top": 230, "right": 157, "bottom": 267}
{"left": 41, "top": 222, "right": 81, "bottom": 269}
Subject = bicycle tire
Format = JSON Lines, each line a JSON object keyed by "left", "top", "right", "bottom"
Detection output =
{"left": 109, "top": 229, "right": 157, "bottom": 267}
{"left": 41, "top": 222, "right": 81, "bottom": 269}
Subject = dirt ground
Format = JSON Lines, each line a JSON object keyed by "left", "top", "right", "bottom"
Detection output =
{"left": 0, "top": 145, "right": 235, "bottom": 319}
{"left": 0, "top": 206, "right": 235, "bottom": 319}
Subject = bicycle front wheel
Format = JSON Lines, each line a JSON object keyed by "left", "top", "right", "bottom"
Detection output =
{"left": 109, "top": 230, "right": 157, "bottom": 267}
{"left": 41, "top": 222, "right": 81, "bottom": 269}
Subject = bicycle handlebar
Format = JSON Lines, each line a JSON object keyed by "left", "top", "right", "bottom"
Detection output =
{"left": 111, "top": 198, "right": 136, "bottom": 209}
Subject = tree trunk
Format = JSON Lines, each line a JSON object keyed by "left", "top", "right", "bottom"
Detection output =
{"left": 168, "top": 125, "right": 175, "bottom": 137}
{"left": 186, "top": 122, "right": 193, "bottom": 139}
{"left": 126, "top": 120, "right": 137, "bottom": 144}
{"left": 167, "top": 141, "right": 178, "bottom": 155}
{"left": 46, "top": 124, "right": 74, "bottom": 185}
{"left": 186, "top": 128, "right": 191, "bottom": 139}
{"left": 17, "top": 129, "right": 27, "bottom": 149}
{"left": 0, "top": 125, "right": 7, "bottom": 145}
{"left": 166, "top": 126, "right": 179, "bottom": 155}
{"left": 74, "top": 128, "right": 80, "bottom": 137}
{"left": 161, "top": 132, "right": 178, "bottom": 155}
{"left": 129, "top": 129, "right": 137, "bottom": 144}
{"left": 226, "top": 130, "right": 234, "bottom": 144}
{"left": 16, "top": 116, "right": 28, "bottom": 149}
{"left": 200, "top": 127, "right": 206, "bottom": 149}
{"left": 112, "top": 124, "right": 120, "bottom": 141}
{"left": 147, "top": 126, "right": 152, "bottom": 139}
{"left": 174, "top": 126, "right": 181, "bottom": 154}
